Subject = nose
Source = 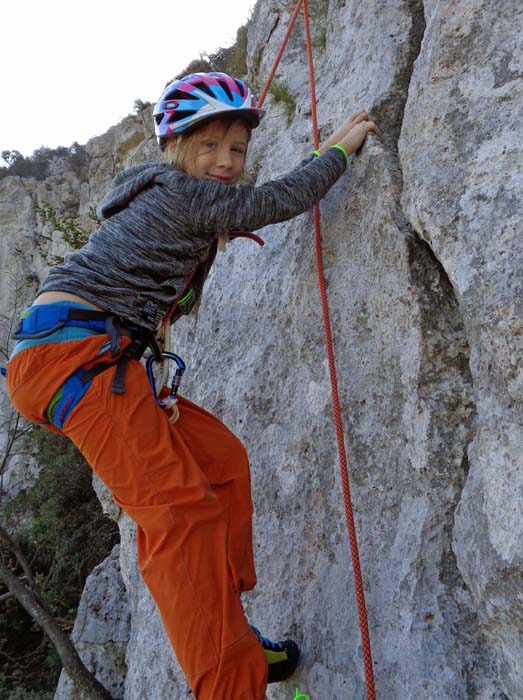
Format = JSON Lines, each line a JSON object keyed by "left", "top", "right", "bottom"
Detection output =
{"left": 216, "top": 145, "right": 233, "bottom": 169}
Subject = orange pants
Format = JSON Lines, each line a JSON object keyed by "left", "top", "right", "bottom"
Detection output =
{"left": 6, "top": 334, "right": 268, "bottom": 700}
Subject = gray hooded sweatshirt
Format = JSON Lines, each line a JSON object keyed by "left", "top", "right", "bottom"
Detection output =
{"left": 40, "top": 148, "right": 347, "bottom": 330}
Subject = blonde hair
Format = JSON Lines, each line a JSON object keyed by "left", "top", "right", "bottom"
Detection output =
{"left": 163, "top": 130, "right": 200, "bottom": 172}
{"left": 163, "top": 116, "right": 253, "bottom": 184}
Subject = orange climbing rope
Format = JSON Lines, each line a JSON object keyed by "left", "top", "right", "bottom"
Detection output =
{"left": 257, "top": 2, "right": 377, "bottom": 698}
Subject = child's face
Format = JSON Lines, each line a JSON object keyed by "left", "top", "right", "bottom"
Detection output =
{"left": 184, "top": 120, "right": 250, "bottom": 185}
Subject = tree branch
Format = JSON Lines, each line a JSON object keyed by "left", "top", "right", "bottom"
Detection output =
{"left": 0, "top": 524, "right": 47, "bottom": 610}
{"left": 0, "top": 555, "right": 114, "bottom": 700}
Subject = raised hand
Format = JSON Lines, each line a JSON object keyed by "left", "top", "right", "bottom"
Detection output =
{"left": 318, "top": 110, "right": 383, "bottom": 156}
{"left": 338, "top": 117, "right": 383, "bottom": 156}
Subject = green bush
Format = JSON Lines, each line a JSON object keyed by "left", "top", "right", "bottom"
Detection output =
{"left": 268, "top": 80, "right": 296, "bottom": 123}
{"left": 1, "top": 685, "right": 53, "bottom": 700}
{"left": 1, "top": 429, "right": 119, "bottom": 696}
{"left": 0, "top": 143, "right": 89, "bottom": 182}
{"left": 33, "top": 200, "right": 99, "bottom": 265}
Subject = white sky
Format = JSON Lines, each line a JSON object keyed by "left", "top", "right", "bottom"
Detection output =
{"left": 0, "top": 0, "right": 256, "bottom": 158}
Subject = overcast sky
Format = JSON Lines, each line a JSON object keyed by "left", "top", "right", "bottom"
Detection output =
{"left": 0, "top": 0, "right": 255, "bottom": 158}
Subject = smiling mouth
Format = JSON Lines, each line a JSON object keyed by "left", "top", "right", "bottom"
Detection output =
{"left": 207, "top": 174, "right": 231, "bottom": 183}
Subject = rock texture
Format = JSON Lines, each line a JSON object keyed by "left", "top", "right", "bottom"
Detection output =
{"left": 0, "top": 0, "right": 522, "bottom": 698}
{"left": 399, "top": 1, "right": 523, "bottom": 697}
{"left": 54, "top": 546, "right": 131, "bottom": 700}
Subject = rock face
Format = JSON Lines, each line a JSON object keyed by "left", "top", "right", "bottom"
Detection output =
{"left": 399, "top": 1, "right": 523, "bottom": 697}
{"left": 0, "top": 0, "right": 522, "bottom": 698}
{"left": 54, "top": 546, "right": 131, "bottom": 700}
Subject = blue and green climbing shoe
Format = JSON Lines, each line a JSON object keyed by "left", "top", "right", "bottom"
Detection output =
{"left": 250, "top": 625, "right": 300, "bottom": 683}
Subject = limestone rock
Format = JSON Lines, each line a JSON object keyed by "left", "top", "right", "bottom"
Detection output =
{"left": 399, "top": 0, "right": 523, "bottom": 696}
{"left": 1, "top": 0, "right": 522, "bottom": 698}
{"left": 53, "top": 546, "right": 130, "bottom": 700}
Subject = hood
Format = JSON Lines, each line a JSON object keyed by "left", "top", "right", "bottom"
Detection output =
{"left": 96, "top": 161, "right": 172, "bottom": 219}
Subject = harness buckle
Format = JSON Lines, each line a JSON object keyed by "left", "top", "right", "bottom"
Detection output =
{"left": 104, "top": 315, "right": 122, "bottom": 356}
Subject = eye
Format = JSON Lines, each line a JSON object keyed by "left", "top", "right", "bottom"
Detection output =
{"left": 232, "top": 146, "right": 246, "bottom": 155}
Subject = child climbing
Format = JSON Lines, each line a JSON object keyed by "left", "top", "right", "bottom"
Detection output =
{"left": 5, "top": 72, "right": 381, "bottom": 699}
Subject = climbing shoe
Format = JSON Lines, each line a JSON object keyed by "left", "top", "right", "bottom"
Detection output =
{"left": 250, "top": 625, "right": 300, "bottom": 683}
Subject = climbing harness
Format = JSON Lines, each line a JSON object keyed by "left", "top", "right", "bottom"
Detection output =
{"left": 257, "top": 1, "right": 377, "bottom": 697}
{"left": 9, "top": 303, "right": 186, "bottom": 427}
{"left": 11, "top": 305, "right": 161, "bottom": 363}
{"left": 46, "top": 362, "right": 118, "bottom": 429}
{"left": 9, "top": 304, "right": 166, "bottom": 428}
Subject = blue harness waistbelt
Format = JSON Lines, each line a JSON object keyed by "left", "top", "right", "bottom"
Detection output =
{"left": 8, "top": 304, "right": 184, "bottom": 430}
{"left": 12, "top": 304, "right": 107, "bottom": 339}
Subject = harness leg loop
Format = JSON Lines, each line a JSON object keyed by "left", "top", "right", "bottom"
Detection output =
{"left": 105, "top": 315, "right": 122, "bottom": 356}
{"left": 111, "top": 356, "right": 129, "bottom": 395}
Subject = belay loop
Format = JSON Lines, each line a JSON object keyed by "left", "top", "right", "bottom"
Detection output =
{"left": 146, "top": 351, "right": 186, "bottom": 423}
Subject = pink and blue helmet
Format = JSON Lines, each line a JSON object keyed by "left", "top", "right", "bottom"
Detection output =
{"left": 153, "top": 72, "right": 265, "bottom": 149}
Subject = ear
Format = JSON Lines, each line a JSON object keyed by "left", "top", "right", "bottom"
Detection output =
{"left": 163, "top": 137, "right": 178, "bottom": 161}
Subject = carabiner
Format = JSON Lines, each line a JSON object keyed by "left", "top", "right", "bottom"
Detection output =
{"left": 145, "top": 351, "right": 186, "bottom": 408}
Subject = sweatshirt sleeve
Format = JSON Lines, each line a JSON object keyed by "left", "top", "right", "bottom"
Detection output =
{"left": 158, "top": 148, "right": 347, "bottom": 234}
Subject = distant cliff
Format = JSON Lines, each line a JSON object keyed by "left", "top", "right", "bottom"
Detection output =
{"left": 1, "top": 0, "right": 522, "bottom": 698}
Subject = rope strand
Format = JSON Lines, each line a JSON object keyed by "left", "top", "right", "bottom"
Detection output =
{"left": 259, "top": 1, "right": 377, "bottom": 696}
{"left": 257, "top": 0, "right": 305, "bottom": 109}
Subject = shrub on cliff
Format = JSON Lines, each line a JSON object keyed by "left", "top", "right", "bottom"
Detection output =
{"left": 0, "top": 429, "right": 119, "bottom": 696}
{"left": 0, "top": 143, "right": 89, "bottom": 182}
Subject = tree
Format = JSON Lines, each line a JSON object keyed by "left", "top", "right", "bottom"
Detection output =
{"left": 1, "top": 150, "right": 24, "bottom": 167}
{"left": 0, "top": 260, "right": 116, "bottom": 698}
{"left": 0, "top": 406, "right": 117, "bottom": 700}
{"left": 133, "top": 99, "right": 151, "bottom": 114}
{"left": 0, "top": 527, "right": 114, "bottom": 700}
{"left": 0, "top": 143, "right": 91, "bottom": 182}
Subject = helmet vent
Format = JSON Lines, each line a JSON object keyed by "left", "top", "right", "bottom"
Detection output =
{"left": 169, "top": 109, "right": 197, "bottom": 122}
{"left": 165, "top": 88, "right": 199, "bottom": 101}
{"left": 218, "top": 79, "right": 233, "bottom": 101}
{"left": 234, "top": 79, "right": 247, "bottom": 98}
{"left": 193, "top": 81, "right": 214, "bottom": 97}
{"left": 154, "top": 114, "right": 164, "bottom": 126}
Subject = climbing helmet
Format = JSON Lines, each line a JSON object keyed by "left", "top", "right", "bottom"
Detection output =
{"left": 153, "top": 72, "right": 265, "bottom": 149}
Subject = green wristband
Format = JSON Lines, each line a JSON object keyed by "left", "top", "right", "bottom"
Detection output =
{"left": 313, "top": 149, "right": 321, "bottom": 157}
{"left": 330, "top": 144, "right": 349, "bottom": 162}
